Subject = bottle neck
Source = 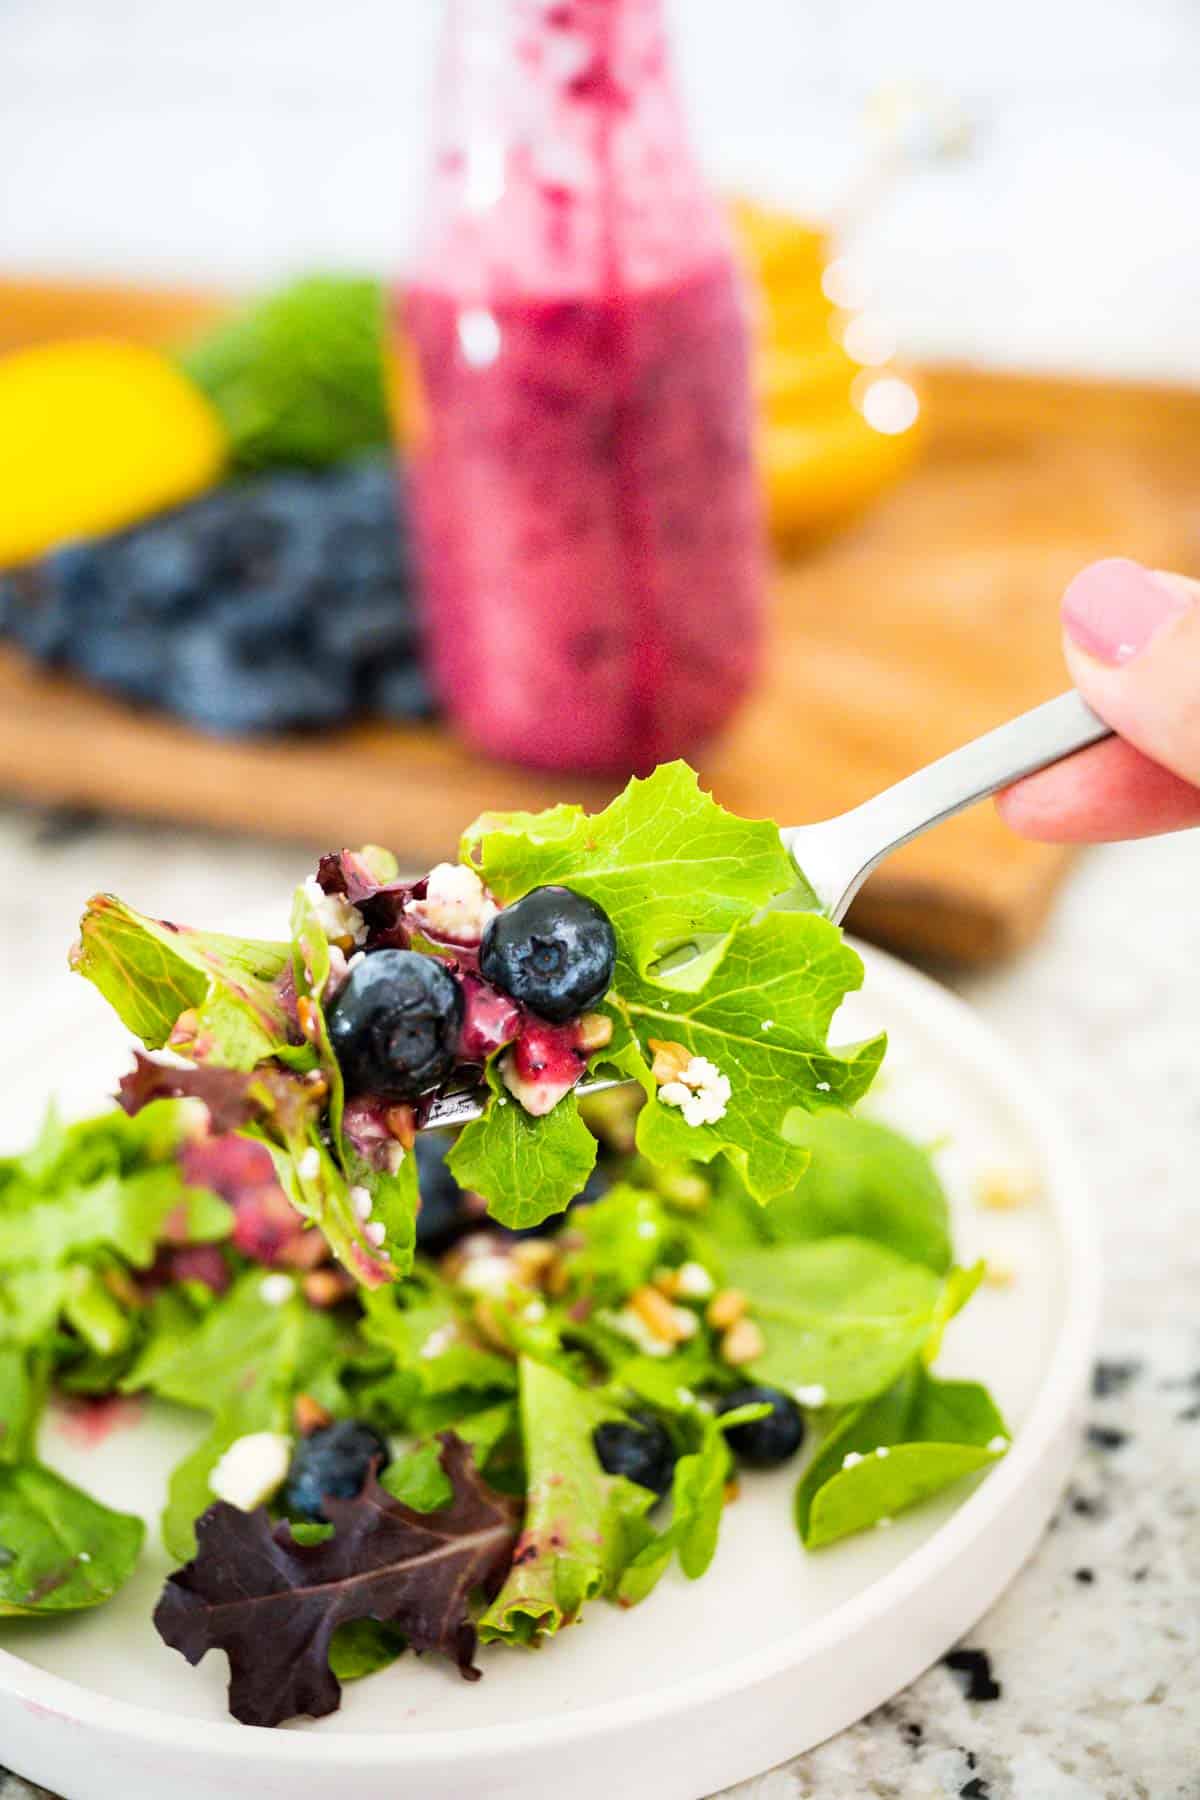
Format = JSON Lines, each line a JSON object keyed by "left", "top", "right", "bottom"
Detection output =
{"left": 416, "top": 0, "right": 729, "bottom": 300}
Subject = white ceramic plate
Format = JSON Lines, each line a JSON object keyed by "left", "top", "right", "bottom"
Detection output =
{"left": 0, "top": 943, "right": 1099, "bottom": 1800}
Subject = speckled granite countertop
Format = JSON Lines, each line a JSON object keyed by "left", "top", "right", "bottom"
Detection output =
{"left": 1, "top": 808, "right": 1197, "bottom": 1800}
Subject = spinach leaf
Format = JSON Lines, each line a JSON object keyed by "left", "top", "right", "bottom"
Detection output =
{"left": 0, "top": 1463, "right": 143, "bottom": 1614}
{"left": 795, "top": 1363, "right": 1009, "bottom": 1547}
{"left": 721, "top": 1238, "right": 980, "bottom": 1406}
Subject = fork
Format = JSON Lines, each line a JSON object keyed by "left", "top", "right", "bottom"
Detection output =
{"left": 422, "top": 690, "right": 1112, "bottom": 1131}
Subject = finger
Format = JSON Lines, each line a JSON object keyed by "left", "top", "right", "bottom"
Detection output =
{"left": 997, "top": 735, "right": 1200, "bottom": 843}
{"left": 1059, "top": 558, "right": 1200, "bottom": 788}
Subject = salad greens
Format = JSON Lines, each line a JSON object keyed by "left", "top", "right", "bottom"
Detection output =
{"left": 794, "top": 1365, "right": 1009, "bottom": 1548}
{"left": 0, "top": 765, "right": 1013, "bottom": 1726}
{"left": 0, "top": 1463, "right": 143, "bottom": 1616}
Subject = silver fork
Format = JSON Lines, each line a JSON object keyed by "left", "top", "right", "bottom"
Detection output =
{"left": 422, "top": 690, "right": 1111, "bottom": 1131}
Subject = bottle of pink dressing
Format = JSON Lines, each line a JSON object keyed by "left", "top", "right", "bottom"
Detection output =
{"left": 402, "top": 0, "right": 766, "bottom": 774}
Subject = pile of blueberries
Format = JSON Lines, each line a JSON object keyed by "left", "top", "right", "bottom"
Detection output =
{"left": 0, "top": 456, "right": 435, "bottom": 735}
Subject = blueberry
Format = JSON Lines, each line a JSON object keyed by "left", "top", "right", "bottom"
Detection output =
{"left": 365, "top": 660, "right": 436, "bottom": 721}
{"left": 165, "top": 627, "right": 355, "bottom": 735}
{"left": 716, "top": 1386, "right": 806, "bottom": 1468}
{"left": 0, "top": 455, "right": 429, "bottom": 736}
{"left": 114, "top": 522, "right": 205, "bottom": 616}
{"left": 327, "top": 950, "right": 463, "bottom": 1100}
{"left": 414, "top": 1130, "right": 473, "bottom": 1252}
{"left": 480, "top": 886, "right": 616, "bottom": 1024}
{"left": 284, "top": 1419, "right": 391, "bottom": 1522}
{"left": 593, "top": 1413, "right": 677, "bottom": 1496}
{"left": 73, "top": 621, "right": 171, "bottom": 705}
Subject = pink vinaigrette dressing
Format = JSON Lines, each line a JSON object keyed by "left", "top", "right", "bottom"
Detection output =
{"left": 401, "top": 0, "right": 766, "bottom": 773}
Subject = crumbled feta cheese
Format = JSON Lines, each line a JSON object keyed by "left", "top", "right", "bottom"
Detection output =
{"left": 323, "top": 943, "right": 351, "bottom": 998}
{"left": 760, "top": 1019, "right": 774, "bottom": 1031}
{"left": 347, "top": 950, "right": 366, "bottom": 970}
{"left": 636, "top": 1220, "right": 658, "bottom": 1240}
{"left": 383, "top": 1140, "right": 407, "bottom": 1176}
{"left": 420, "top": 1323, "right": 458, "bottom": 1360}
{"left": 364, "top": 1220, "right": 387, "bottom": 1248}
{"left": 78, "top": 1551, "right": 91, "bottom": 1562}
{"left": 349, "top": 1184, "right": 373, "bottom": 1222}
{"left": 987, "top": 1434, "right": 1010, "bottom": 1453}
{"left": 297, "top": 1147, "right": 320, "bottom": 1181}
{"left": 209, "top": 1432, "right": 292, "bottom": 1511}
{"left": 674, "top": 1261, "right": 715, "bottom": 1300}
{"left": 405, "top": 861, "right": 497, "bottom": 944}
{"left": 791, "top": 1383, "right": 827, "bottom": 1408}
{"left": 656, "top": 1055, "right": 731, "bottom": 1128}
{"left": 874, "top": 1445, "right": 890, "bottom": 1459}
{"left": 457, "top": 1253, "right": 515, "bottom": 1296}
{"left": 815, "top": 1080, "right": 831, "bottom": 1093}
{"left": 258, "top": 1273, "right": 295, "bottom": 1307}
{"left": 303, "top": 875, "right": 367, "bottom": 947}
{"left": 876, "top": 1516, "right": 893, "bottom": 1529}
{"left": 523, "top": 1298, "right": 547, "bottom": 1322}
{"left": 842, "top": 1450, "right": 864, "bottom": 1469}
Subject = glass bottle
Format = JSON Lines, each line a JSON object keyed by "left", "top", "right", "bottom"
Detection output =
{"left": 403, "top": 0, "right": 766, "bottom": 774}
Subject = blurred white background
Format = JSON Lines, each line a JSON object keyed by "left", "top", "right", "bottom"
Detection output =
{"left": 1, "top": 0, "right": 1197, "bottom": 376}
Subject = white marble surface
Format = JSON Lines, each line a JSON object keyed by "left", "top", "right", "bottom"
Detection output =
{"left": 0, "top": 802, "right": 1198, "bottom": 1799}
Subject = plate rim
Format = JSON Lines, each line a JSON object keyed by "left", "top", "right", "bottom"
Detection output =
{"left": 0, "top": 940, "right": 1102, "bottom": 1766}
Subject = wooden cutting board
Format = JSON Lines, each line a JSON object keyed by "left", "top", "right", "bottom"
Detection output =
{"left": 3, "top": 279, "right": 1199, "bottom": 961}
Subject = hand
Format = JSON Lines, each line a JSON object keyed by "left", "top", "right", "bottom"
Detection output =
{"left": 998, "top": 558, "right": 1200, "bottom": 842}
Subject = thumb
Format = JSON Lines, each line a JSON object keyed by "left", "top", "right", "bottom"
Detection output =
{"left": 1061, "top": 558, "right": 1200, "bottom": 788}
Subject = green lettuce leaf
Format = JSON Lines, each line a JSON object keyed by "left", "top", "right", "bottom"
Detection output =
{"left": 123, "top": 1269, "right": 340, "bottom": 1416}
{"left": 71, "top": 895, "right": 292, "bottom": 1069}
{"left": 462, "top": 762, "right": 801, "bottom": 984}
{"left": 447, "top": 1079, "right": 597, "bottom": 1232}
{"left": 459, "top": 767, "right": 882, "bottom": 1222}
{"left": 360, "top": 1283, "right": 516, "bottom": 1401}
{"left": 560, "top": 1183, "right": 676, "bottom": 1304}
{"left": 754, "top": 1111, "right": 952, "bottom": 1272}
{"left": 0, "top": 1463, "right": 143, "bottom": 1615}
{"left": 327, "top": 1618, "right": 408, "bottom": 1683}
{"left": 721, "top": 1238, "right": 981, "bottom": 1406}
{"left": 477, "top": 1358, "right": 655, "bottom": 1645}
{"left": 0, "top": 1102, "right": 230, "bottom": 1356}
{"left": 795, "top": 1364, "right": 1009, "bottom": 1547}
{"left": 616, "top": 1411, "right": 731, "bottom": 1604}
{"left": 0, "top": 1349, "right": 49, "bottom": 1465}
{"left": 619, "top": 911, "right": 886, "bottom": 1204}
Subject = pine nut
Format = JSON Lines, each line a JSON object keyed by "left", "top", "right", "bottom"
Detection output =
{"left": 648, "top": 1038, "right": 692, "bottom": 1084}
{"left": 721, "top": 1318, "right": 766, "bottom": 1366}
{"left": 385, "top": 1104, "right": 417, "bottom": 1149}
{"left": 707, "top": 1288, "right": 747, "bottom": 1330}
{"left": 578, "top": 1012, "right": 614, "bottom": 1051}
{"left": 631, "top": 1284, "right": 698, "bottom": 1344}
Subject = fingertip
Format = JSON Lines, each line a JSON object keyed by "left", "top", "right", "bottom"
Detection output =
{"left": 998, "top": 738, "right": 1200, "bottom": 844}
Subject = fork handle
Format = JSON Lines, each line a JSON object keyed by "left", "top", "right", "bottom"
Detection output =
{"left": 782, "top": 690, "right": 1113, "bottom": 923}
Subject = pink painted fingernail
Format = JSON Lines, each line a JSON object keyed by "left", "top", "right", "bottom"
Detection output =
{"left": 1061, "top": 558, "right": 1191, "bottom": 666}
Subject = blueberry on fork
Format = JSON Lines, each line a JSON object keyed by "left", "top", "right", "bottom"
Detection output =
{"left": 327, "top": 949, "right": 463, "bottom": 1099}
{"left": 480, "top": 886, "right": 616, "bottom": 1024}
